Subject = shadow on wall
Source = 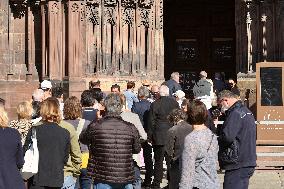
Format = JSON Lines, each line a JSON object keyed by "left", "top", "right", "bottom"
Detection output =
{"left": 244, "top": 89, "right": 257, "bottom": 119}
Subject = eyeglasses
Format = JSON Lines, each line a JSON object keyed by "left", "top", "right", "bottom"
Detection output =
{"left": 220, "top": 98, "right": 228, "bottom": 102}
{"left": 151, "top": 91, "right": 159, "bottom": 95}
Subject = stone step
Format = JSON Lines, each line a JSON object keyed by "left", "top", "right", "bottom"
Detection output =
{"left": 256, "top": 160, "right": 284, "bottom": 169}
{"left": 257, "top": 152, "right": 284, "bottom": 162}
{"left": 257, "top": 146, "right": 284, "bottom": 153}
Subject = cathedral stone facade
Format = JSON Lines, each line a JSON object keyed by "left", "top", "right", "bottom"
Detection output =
{"left": 1, "top": 0, "right": 284, "bottom": 117}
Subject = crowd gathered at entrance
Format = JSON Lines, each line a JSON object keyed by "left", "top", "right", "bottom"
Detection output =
{"left": 0, "top": 71, "right": 256, "bottom": 189}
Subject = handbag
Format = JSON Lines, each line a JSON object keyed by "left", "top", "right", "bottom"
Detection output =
{"left": 21, "top": 127, "right": 39, "bottom": 180}
{"left": 218, "top": 139, "right": 239, "bottom": 165}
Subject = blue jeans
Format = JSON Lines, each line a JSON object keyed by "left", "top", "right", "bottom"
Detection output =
{"left": 62, "top": 175, "right": 76, "bottom": 189}
{"left": 94, "top": 183, "right": 133, "bottom": 189}
{"left": 224, "top": 167, "right": 255, "bottom": 189}
{"left": 75, "top": 168, "right": 92, "bottom": 189}
{"left": 133, "top": 165, "right": 142, "bottom": 189}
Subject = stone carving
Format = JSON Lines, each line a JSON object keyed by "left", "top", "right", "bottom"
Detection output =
{"left": 87, "top": 0, "right": 100, "bottom": 7}
{"left": 122, "top": 8, "right": 134, "bottom": 26}
{"left": 121, "top": 0, "right": 136, "bottom": 8}
{"left": 104, "top": 0, "right": 117, "bottom": 7}
{"left": 86, "top": 4, "right": 100, "bottom": 25}
{"left": 159, "top": 0, "right": 163, "bottom": 30}
{"left": 138, "top": 0, "right": 153, "bottom": 9}
{"left": 51, "top": 2, "right": 59, "bottom": 14}
{"left": 9, "top": 2, "right": 26, "bottom": 18}
{"left": 139, "top": 9, "right": 150, "bottom": 27}
{"left": 71, "top": 3, "right": 79, "bottom": 12}
{"left": 104, "top": 7, "right": 116, "bottom": 25}
{"left": 80, "top": 4, "right": 85, "bottom": 21}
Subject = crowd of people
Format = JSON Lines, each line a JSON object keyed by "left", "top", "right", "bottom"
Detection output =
{"left": 0, "top": 71, "right": 256, "bottom": 189}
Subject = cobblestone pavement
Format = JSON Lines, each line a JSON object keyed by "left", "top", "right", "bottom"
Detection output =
{"left": 142, "top": 170, "right": 284, "bottom": 189}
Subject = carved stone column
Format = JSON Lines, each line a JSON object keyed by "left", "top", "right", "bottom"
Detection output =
{"left": 67, "top": 1, "right": 85, "bottom": 78}
{"left": 47, "top": 1, "right": 64, "bottom": 80}
{"left": 0, "top": 0, "right": 11, "bottom": 80}
{"left": 261, "top": 14, "right": 267, "bottom": 61}
{"left": 66, "top": 1, "right": 88, "bottom": 98}
{"left": 0, "top": 0, "right": 38, "bottom": 119}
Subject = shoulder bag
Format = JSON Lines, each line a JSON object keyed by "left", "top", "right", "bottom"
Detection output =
{"left": 21, "top": 127, "right": 39, "bottom": 180}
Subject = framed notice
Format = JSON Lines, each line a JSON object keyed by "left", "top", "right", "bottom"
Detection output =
{"left": 176, "top": 39, "right": 199, "bottom": 65}
{"left": 212, "top": 38, "right": 234, "bottom": 64}
{"left": 256, "top": 62, "right": 284, "bottom": 145}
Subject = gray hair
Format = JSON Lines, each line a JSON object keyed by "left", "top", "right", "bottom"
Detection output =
{"left": 168, "top": 108, "right": 188, "bottom": 124}
{"left": 32, "top": 89, "right": 44, "bottom": 102}
{"left": 104, "top": 93, "right": 123, "bottom": 116}
{"left": 218, "top": 90, "right": 239, "bottom": 99}
{"left": 138, "top": 86, "right": 150, "bottom": 99}
{"left": 171, "top": 72, "right": 179, "bottom": 79}
{"left": 159, "top": 85, "right": 170, "bottom": 96}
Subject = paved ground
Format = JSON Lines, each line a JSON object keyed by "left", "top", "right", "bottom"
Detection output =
{"left": 141, "top": 170, "right": 284, "bottom": 189}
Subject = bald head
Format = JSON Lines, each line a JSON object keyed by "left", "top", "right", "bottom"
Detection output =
{"left": 32, "top": 89, "right": 44, "bottom": 102}
{"left": 151, "top": 85, "right": 159, "bottom": 93}
{"left": 159, "top": 85, "right": 170, "bottom": 96}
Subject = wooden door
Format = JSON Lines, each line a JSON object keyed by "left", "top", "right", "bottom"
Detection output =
{"left": 164, "top": 0, "right": 236, "bottom": 80}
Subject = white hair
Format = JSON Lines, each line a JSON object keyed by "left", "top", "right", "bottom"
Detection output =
{"left": 171, "top": 72, "right": 179, "bottom": 79}
{"left": 159, "top": 85, "right": 170, "bottom": 96}
{"left": 32, "top": 89, "right": 44, "bottom": 102}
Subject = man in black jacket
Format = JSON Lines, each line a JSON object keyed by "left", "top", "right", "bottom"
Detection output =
{"left": 148, "top": 85, "right": 179, "bottom": 189}
{"left": 80, "top": 93, "right": 141, "bottom": 189}
{"left": 132, "top": 86, "right": 153, "bottom": 188}
{"left": 217, "top": 90, "right": 256, "bottom": 189}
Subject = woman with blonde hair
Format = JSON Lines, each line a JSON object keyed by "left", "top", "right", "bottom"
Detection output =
{"left": 24, "top": 97, "right": 70, "bottom": 189}
{"left": 9, "top": 101, "right": 33, "bottom": 145}
{"left": 0, "top": 107, "right": 25, "bottom": 189}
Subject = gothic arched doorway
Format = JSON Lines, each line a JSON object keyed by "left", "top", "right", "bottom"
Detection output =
{"left": 164, "top": 0, "right": 236, "bottom": 83}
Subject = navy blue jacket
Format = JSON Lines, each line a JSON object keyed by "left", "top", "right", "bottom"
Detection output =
{"left": 132, "top": 99, "right": 151, "bottom": 133}
{"left": 213, "top": 79, "right": 226, "bottom": 94}
{"left": 82, "top": 108, "right": 98, "bottom": 122}
{"left": 217, "top": 101, "right": 256, "bottom": 170}
{"left": 165, "top": 79, "right": 182, "bottom": 96}
{"left": 0, "top": 128, "right": 25, "bottom": 189}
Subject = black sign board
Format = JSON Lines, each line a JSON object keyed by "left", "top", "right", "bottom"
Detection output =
{"left": 179, "top": 71, "right": 199, "bottom": 98}
{"left": 260, "top": 67, "right": 283, "bottom": 106}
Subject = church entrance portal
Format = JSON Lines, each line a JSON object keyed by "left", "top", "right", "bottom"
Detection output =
{"left": 164, "top": 0, "right": 236, "bottom": 89}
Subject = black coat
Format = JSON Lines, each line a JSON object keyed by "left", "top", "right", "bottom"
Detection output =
{"left": 24, "top": 123, "right": 70, "bottom": 187}
{"left": 165, "top": 121, "right": 193, "bottom": 161}
{"left": 132, "top": 99, "right": 152, "bottom": 133}
{"left": 148, "top": 96, "right": 180, "bottom": 145}
{"left": 80, "top": 116, "right": 141, "bottom": 185}
{"left": 0, "top": 128, "right": 25, "bottom": 189}
{"left": 213, "top": 79, "right": 226, "bottom": 94}
{"left": 217, "top": 101, "right": 256, "bottom": 170}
